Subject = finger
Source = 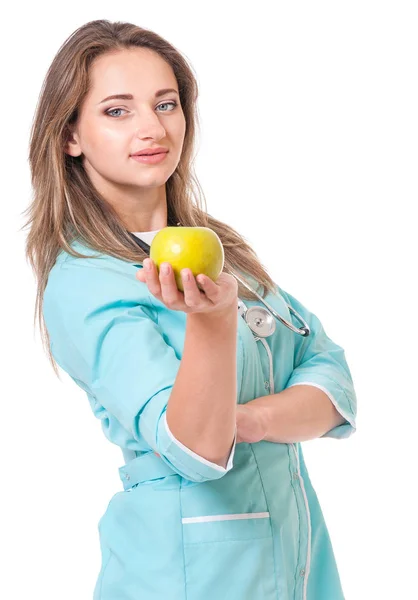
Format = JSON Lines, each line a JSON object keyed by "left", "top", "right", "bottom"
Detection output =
{"left": 181, "top": 269, "right": 208, "bottom": 307}
{"left": 159, "top": 262, "right": 182, "bottom": 306}
{"left": 136, "top": 259, "right": 153, "bottom": 281}
{"left": 136, "top": 269, "right": 146, "bottom": 282}
{"left": 195, "top": 274, "right": 218, "bottom": 300}
{"left": 143, "top": 259, "right": 164, "bottom": 297}
{"left": 135, "top": 261, "right": 150, "bottom": 282}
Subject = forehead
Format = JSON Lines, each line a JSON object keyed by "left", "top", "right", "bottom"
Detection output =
{"left": 87, "top": 48, "right": 177, "bottom": 99}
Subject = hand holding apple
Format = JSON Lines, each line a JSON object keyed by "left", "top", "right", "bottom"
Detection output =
{"left": 135, "top": 226, "right": 238, "bottom": 316}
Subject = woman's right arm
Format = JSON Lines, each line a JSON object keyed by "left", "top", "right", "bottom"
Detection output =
{"left": 137, "top": 258, "right": 240, "bottom": 469}
{"left": 167, "top": 305, "right": 238, "bottom": 468}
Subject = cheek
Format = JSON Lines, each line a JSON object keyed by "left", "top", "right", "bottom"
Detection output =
{"left": 169, "top": 120, "right": 186, "bottom": 155}
{"left": 91, "top": 123, "right": 127, "bottom": 150}
{"left": 82, "top": 125, "right": 127, "bottom": 165}
{"left": 81, "top": 115, "right": 125, "bottom": 148}
{"left": 176, "top": 117, "right": 187, "bottom": 141}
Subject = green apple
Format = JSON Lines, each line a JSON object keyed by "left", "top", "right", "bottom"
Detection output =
{"left": 150, "top": 226, "right": 225, "bottom": 292}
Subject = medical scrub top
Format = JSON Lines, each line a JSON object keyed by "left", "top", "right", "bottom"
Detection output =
{"left": 42, "top": 228, "right": 357, "bottom": 600}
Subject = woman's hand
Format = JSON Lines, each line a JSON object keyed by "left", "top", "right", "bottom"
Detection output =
{"left": 136, "top": 258, "right": 238, "bottom": 316}
{"left": 235, "top": 404, "right": 269, "bottom": 444}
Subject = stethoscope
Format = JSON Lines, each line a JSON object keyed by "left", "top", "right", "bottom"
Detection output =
{"left": 129, "top": 230, "right": 310, "bottom": 339}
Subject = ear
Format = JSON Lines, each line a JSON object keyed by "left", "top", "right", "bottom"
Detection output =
{"left": 64, "top": 123, "right": 82, "bottom": 157}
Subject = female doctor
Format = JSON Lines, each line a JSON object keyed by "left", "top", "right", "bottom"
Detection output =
{"left": 25, "top": 19, "right": 357, "bottom": 600}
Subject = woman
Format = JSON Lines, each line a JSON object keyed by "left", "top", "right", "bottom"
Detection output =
{"left": 24, "top": 19, "right": 357, "bottom": 600}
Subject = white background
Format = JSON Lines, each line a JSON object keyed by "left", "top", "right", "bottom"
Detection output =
{"left": 2, "top": 2, "right": 417, "bottom": 598}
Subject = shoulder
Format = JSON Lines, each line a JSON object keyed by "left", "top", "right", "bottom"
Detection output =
{"left": 44, "top": 239, "right": 154, "bottom": 323}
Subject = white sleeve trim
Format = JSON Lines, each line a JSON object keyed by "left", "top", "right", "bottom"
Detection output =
{"left": 163, "top": 411, "right": 236, "bottom": 472}
{"left": 286, "top": 381, "right": 356, "bottom": 430}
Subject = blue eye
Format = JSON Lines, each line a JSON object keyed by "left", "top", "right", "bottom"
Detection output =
{"left": 157, "top": 101, "right": 178, "bottom": 112}
{"left": 105, "top": 101, "right": 178, "bottom": 118}
{"left": 105, "top": 108, "right": 127, "bottom": 118}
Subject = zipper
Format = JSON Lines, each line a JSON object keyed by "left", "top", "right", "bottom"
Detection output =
{"left": 291, "top": 443, "right": 312, "bottom": 599}
{"left": 258, "top": 335, "right": 312, "bottom": 599}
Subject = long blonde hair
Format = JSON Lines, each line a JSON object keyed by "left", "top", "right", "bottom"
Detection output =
{"left": 21, "top": 19, "right": 278, "bottom": 378}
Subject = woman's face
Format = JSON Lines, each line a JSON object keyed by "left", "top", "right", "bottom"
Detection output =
{"left": 65, "top": 47, "right": 186, "bottom": 201}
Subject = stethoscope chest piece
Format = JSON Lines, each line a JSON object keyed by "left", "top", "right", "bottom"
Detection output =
{"left": 243, "top": 305, "right": 276, "bottom": 338}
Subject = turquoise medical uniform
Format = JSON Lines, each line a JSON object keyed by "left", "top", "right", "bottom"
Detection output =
{"left": 43, "top": 231, "right": 357, "bottom": 600}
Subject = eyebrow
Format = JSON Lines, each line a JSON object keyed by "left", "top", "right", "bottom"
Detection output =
{"left": 98, "top": 89, "right": 179, "bottom": 105}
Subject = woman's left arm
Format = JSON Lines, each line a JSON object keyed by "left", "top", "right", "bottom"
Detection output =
{"left": 237, "top": 286, "right": 357, "bottom": 445}
{"left": 237, "top": 385, "right": 347, "bottom": 444}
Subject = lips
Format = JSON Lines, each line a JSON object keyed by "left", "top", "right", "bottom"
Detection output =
{"left": 140, "top": 151, "right": 166, "bottom": 156}
{"left": 131, "top": 148, "right": 168, "bottom": 156}
{"left": 130, "top": 152, "right": 169, "bottom": 164}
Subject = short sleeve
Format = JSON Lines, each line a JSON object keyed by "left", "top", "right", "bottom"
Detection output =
{"left": 43, "top": 259, "right": 236, "bottom": 481}
{"left": 277, "top": 286, "right": 357, "bottom": 439}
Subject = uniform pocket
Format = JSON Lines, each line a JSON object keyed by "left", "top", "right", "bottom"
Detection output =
{"left": 180, "top": 447, "right": 278, "bottom": 599}
{"left": 182, "top": 513, "right": 277, "bottom": 600}
{"left": 182, "top": 510, "right": 272, "bottom": 543}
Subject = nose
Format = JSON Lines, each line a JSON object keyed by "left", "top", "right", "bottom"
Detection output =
{"left": 133, "top": 110, "right": 166, "bottom": 140}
